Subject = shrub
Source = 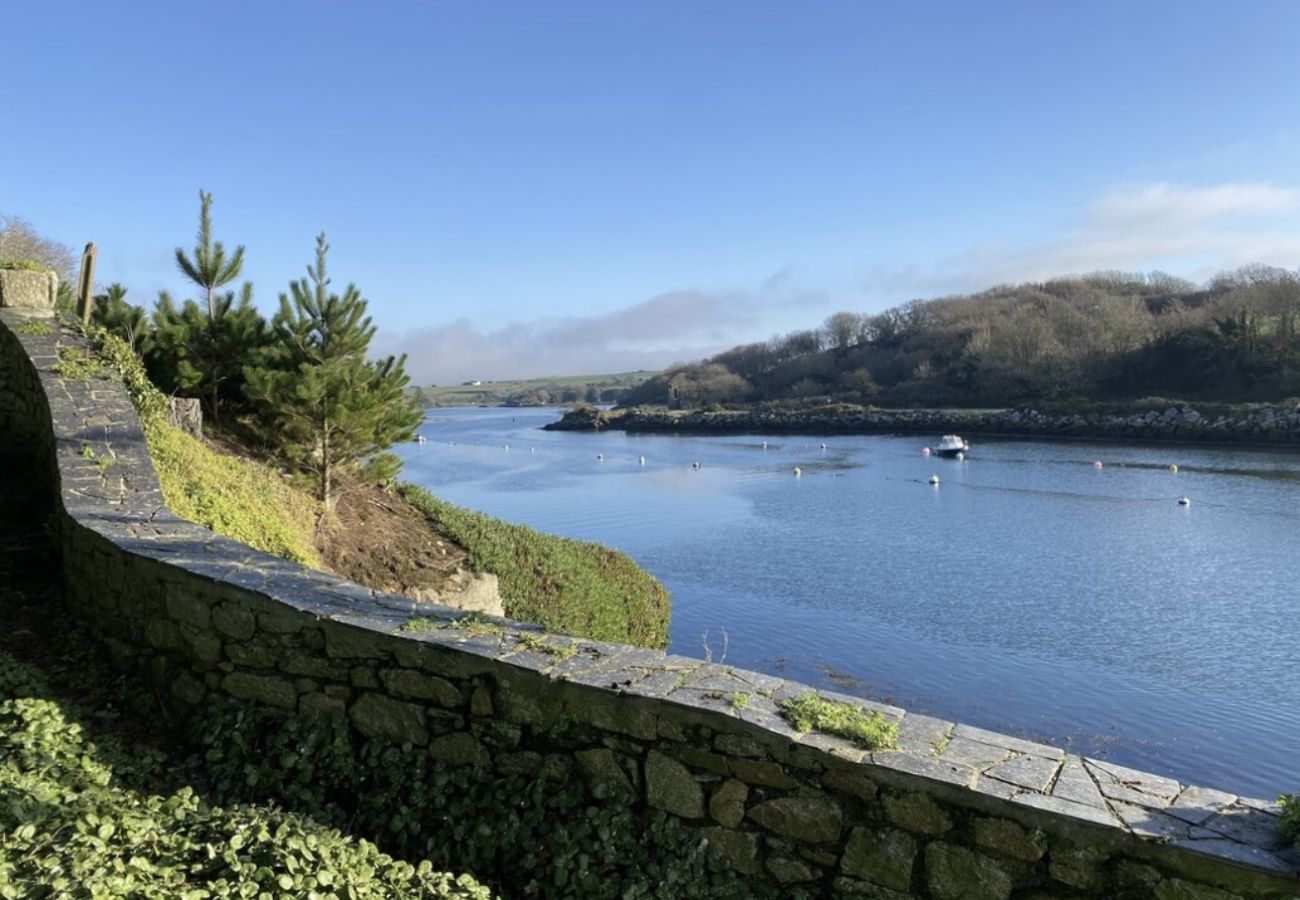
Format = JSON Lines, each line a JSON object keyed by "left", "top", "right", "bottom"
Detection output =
{"left": 1281, "top": 794, "right": 1298, "bottom": 851}
{"left": 398, "top": 483, "right": 670, "bottom": 648}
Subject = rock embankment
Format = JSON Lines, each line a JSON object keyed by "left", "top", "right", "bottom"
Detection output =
{"left": 547, "top": 403, "right": 1300, "bottom": 446}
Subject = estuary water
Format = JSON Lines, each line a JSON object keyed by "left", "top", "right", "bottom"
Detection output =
{"left": 396, "top": 406, "right": 1300, "bottom": 798}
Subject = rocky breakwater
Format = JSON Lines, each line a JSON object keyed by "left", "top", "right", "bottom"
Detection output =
{"left": 547, "top": 403, "right": 1300, "bottom": 446}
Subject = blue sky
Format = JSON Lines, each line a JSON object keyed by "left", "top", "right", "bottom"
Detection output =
{"left": 7, "top": 1, "right": 1300, "bottom": 383}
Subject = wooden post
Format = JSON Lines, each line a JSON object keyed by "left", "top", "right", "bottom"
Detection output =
{"left": 77, "top": 242, "right": 97, "bottom": 325}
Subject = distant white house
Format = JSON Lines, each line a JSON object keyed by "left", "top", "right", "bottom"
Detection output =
{"left": 462, "top": 379, "right": 483, "bottom": 386}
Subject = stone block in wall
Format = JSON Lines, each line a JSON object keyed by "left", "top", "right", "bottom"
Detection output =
{"left": 765, "top": 855, "right": 819, "bottom": 884}
{"left": 378, "top": 668, "right": 462, "bottom": 707}
{"left": 323, "top": 621, "right": 391, "bottom": 659}
{"left": 225, "top": 642, "right": 278, "bottom": 669}
{"left": 972, "top": 817, "right": 1045, "bottom": 863}
{"left": 645, "top": 749, "right": 705, "bottom": 819}
{"left": 708, "top": 778, "right": 748, "bottom": 828}
{"left": 349, "top": 692, "right": 428, "bottom": 745}
{"left": 700, "top": 826, "right": 762, "bottom": 876}
{"left": 747, "top": 792, "right": 842, "bottom": 845}
{"left": 222, "top": 672, "right": 297, "bottom": 710}
{"left": 429, "top": 732, "right": 490, "bottom": 768}
{"left": 469, "top": 684, "right": 493, "bottom": 716}
{"left": 841, "top": 827, "right": 917, "bottom": 891}
{"left": 574, "top": 748, "right": 636, "bottom": 798}
{"left": 925, "top": 843, "right": 1013, "bottom": 900}
{"left": 0, "top": 270, "right": 57, "bottom": 309}
{"left": 883, "top": 791, "right": 952, "bottom": 836}
{"left": 282, "top": 653, "right": 347, "bottom": 681}
{"left": 212, "top": 604, "right": 256, "bottom": 640}
{"left": 182, "top": 628, "right": 223, "bottom": 666}
{"left": 730, "top": 758, "right": 798, "bottom": 790}
{"left": 165, "top": 588, "right": 212, "bottom": 629}
{"left": 1047, "top": 842, "right": 1107, "bottom": 891}
{"left": 300, "top": 692, "right": 347, "bottom": 719}
{"left": 821, "top": 767, "right": 879, "bottom": 803}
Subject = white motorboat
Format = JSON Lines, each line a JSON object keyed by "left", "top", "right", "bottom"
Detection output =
{"left": 934, "top": 434, "right": 968, "bottom": 458}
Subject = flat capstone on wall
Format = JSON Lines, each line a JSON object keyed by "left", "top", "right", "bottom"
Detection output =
{"left": 1, "top": 307, "right": 1297, "bottom": 899}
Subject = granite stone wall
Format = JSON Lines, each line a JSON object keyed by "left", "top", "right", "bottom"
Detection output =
{"left": 1, "top": 309, "right": 1297, "bottom": 899}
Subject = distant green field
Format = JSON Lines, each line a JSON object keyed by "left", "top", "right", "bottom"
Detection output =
{"left": 413, "top": 371, "right": 655, "bottom": 407}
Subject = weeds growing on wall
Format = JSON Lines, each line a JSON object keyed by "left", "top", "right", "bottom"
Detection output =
{"left": 780, "top": 692, "right": 899, "bottom": 751}
{"left": 13, "top": 320, "right": 52, "bottom": 336}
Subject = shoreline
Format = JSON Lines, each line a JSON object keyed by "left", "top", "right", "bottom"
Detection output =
{"left": 546, "top": 402, "right": 1300, "bottom": 448}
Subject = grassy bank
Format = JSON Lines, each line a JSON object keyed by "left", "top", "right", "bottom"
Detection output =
{"left": 76, "top": 326, "right": 670, "bottom": 648}
{"left": 399, "top": 483, "right": 670, "bottom": 648}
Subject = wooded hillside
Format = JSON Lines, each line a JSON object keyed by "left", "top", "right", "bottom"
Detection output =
{"left": 621, "top": 267, "right": 1300, "bottom": 409}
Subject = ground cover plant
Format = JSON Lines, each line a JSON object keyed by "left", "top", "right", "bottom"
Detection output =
{"left": 0, "top": 648, "right": 491, "bottom": 899}
{"left": 398, "top": 483, "right": 670, "bottom": 648}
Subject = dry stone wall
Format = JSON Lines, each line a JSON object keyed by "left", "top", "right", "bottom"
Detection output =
{"left": 1, "top": 308, "right": 1297, "bottom": 899}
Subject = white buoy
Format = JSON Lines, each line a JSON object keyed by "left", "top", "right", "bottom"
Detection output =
{"left": 530, "top": 447, "right": 535, "bottom": 453}
{"left": 1178, "top": 496, "right": 1191, "bottom": 506}
{"left": 955, "top": 451, "right": 965, "bottom": 461}
{"left": 1093, "top": 460, "right": 1103, "bottom": 469}
{"left": 820, "top": 442, "right": 827, "bottom": 450}
{"left": 793, "top": 466, "right": 802, "bottom": 477}
{"left": 504, "top": 444, "right": 509, "bottom": 451}
{"left": 596, "top": 453, "right": 604, "bottom": 461}
{"left": 928, "top": 474, "right": 940, "bottom": 486}
{"left": 922, "top": 447, "right": 931, "bottom": 457}
{"left": 639, "top": 455, "right": 646, "bottom": 465}
{"left": 1170, "top": 464, "right": 1179, "bottom": 473}
{"left": 761, "top": 441, "right": 768, "bottom": 449}
{"left": 415, "top": 434, "right": 426, "bottom": 443}
{"left": 692, "top": 461, "right": 701, "bottom": 469}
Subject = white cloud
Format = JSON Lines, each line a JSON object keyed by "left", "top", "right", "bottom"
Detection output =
{"left": 375, "top": 274, "right": 825, "bottom": 385}
{"left": 863, "top": 180, "right": 1300, "bottom": 301}
{"left": 1091, "top": 181, "right": 1300, "bottom": 226}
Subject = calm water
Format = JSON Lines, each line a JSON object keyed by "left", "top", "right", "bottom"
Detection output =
{"left": 397, "top": 406, "right": 1300, "bottom": 798}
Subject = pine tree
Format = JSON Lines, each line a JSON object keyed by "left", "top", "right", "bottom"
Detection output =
{"left": 175, "top": 190, "right": 245, "bottom": 321}
{"left": 91, "top": 283, "right": 151, "bottom": 353}
{"left": 148, "top": 283, "right": 268, "bottom": 424}
{"left": 244, "top": 233, "right": 421, "bottom": 508}
{"left": 161, "top": 190, "right": 260, "bottom": 423}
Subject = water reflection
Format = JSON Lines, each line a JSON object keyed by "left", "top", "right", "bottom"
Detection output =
{"left": 400, "top": 407, "right": 1300, "bottom": 797}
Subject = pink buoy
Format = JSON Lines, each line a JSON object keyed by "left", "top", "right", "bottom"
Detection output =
{"left": 922, "top": 447, "right": 931, "bottom": 457}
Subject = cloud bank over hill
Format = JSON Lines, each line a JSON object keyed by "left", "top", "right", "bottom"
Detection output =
{"left": 382, "top": 182, "right": 1300, "bottom": 384}
{"left": 376, "top": 273, "right": 825, "bottom": 385}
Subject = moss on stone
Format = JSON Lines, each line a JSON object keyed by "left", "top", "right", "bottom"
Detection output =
{"left": 780, "top": 692, "right": 899, "bottom": 750}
